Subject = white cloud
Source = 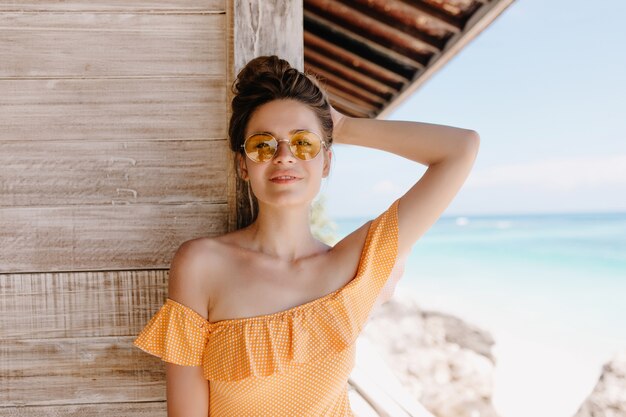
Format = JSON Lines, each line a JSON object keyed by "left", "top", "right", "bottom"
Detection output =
{"left": 466, "top": 154, "right": 626, "bottom": 191}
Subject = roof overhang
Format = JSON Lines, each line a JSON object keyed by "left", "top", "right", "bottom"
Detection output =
{"left": 303, "top": 0, "right": 517, "bottom": 119}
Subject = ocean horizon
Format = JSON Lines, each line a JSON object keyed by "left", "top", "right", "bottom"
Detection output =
{"left": 330, "top": 209, "right": 626, "bottom": 417}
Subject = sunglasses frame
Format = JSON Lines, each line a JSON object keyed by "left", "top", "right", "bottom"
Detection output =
{"left": 240, "top": 129, "right": 328, "bottom": 163}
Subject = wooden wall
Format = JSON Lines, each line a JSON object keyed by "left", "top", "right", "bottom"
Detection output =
{"left": 0, "top": 1, "right": 230, "bottom": 273}
{"left": 0, "top": 0, "right": 302, "bottom": 415}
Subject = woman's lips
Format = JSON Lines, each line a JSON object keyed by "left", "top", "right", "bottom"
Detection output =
{"left": 270, "top": 177, "right": 301, "bottom": 184}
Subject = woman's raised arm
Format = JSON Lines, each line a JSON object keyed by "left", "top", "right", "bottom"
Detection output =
{"left": 331, "top": 107, "right": 480, "bottom": 257}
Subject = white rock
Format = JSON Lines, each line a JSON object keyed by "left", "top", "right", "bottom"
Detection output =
{"left": 573, "top": 349, "right": 626, "bottom": 417}
{"left": 361, "top": 295, "right": 499, "bottom": 417}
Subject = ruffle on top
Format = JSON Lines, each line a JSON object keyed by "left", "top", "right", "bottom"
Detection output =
{"left": 133, "top": 197, "right": 400, "bottom": 382}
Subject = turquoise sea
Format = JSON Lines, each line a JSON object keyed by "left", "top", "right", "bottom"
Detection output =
{"left": 331, "top": 210, "right": 626, "bottom": 417}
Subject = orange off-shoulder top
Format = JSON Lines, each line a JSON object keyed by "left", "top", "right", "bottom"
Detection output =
{"left": 133, "top": 197, "right": 400, "bottom": 416}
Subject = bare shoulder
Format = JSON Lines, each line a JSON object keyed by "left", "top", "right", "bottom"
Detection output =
{"left": 167, "top": 237, "right": 225, "bottom": 320}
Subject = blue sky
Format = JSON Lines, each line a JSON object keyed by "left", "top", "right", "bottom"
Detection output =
{"left": 319, "top": 0, "right": 626, "bottom": 218}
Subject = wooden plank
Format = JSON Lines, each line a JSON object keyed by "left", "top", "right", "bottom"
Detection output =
{"left": 306, "top": 0, "right": 439, "bottom": 59}
{"left": 331, "top": 100, "right": 371, "bottom": 119}
{"left": 0, "top": 13, "right": 225, "bottom": 78}
{"left": 0, "top": 0, "right": 224, "bottom": 12}
{"left": 349, "top": 386, "right": 382, "bottom": 417}
{"left": 304, "top": 47, "right": 395, "bottom": 100}
{"left": 0, "top": 270, "right": 169, "bottom": 339}
{"left": 0, "top": 335, "right": 168, "bottom": 406}
{"left": 396, "top": 0, "right": 465, "bottom": 28}
{"left": 0, "top": 203, "right": 229, "bottom": 272}
{"left": 304, "top": 9, "right": 424, "bottom": 73}
{"left": 0, "top": 402, "right": 166, "bottom": 417}
{"left": 346, "top": 0, "right": 459, "bottom": 45}
{"left": 351, "top": 337, "right": 437, "bottom": 417}
{"left": 229, "top": 0, "right": 303, "bottom": 74}
{"left": 324, "top": 84, "right": 384, "bottom": 113}
{"left": 349, "top": 366, "right": 412, "bottom": 417}
{"left": 0, "top": 140, "right": 228, "bottom": 206}
{"left": 304, "top": 31, "right": 410, "bottom": 88}
{"left": 429, "top": 0, "right": 480, "bottom": 19}
{"left": 0, "top": 77, "right": 226, "bottom": 141}
{"left": 304, "top": 62, "right": 379, "bottom": 112}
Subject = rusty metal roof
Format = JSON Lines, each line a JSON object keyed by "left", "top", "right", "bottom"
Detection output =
{"left": 303, "top": 0, "right": 516, "bottom": 119}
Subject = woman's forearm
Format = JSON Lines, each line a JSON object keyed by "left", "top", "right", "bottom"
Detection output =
{"left": 333, "top": 116, "right": 479, "bottom": 166}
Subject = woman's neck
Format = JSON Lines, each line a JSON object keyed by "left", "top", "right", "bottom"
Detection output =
{"left": 245, "top": 202, "right": 319, "bottom": 263}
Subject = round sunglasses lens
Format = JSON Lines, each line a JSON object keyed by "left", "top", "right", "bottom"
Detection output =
{"left": 244, "top": 134, "right": 276, "bottom": 162}
{"left": 290, "top": 131, "right": 321, "bottom": 160}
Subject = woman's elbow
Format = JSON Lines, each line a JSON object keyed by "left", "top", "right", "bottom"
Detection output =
{"left": 465, "top": 130, "right": 480, "bottom": 147}
{"left": 462, "top": 130, "right": 480, "bottom": 157}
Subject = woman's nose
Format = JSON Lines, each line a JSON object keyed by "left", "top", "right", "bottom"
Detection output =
{"left": 273, "top": 140, "right": 296, "bottom": 162}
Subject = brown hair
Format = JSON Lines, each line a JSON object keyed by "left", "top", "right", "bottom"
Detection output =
{"left": 228, "top": 55, "right": 334, "bottom": 225}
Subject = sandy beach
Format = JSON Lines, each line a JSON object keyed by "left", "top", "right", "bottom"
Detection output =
{"left": 399, "top": 285, "right": 622, "bottom": 417}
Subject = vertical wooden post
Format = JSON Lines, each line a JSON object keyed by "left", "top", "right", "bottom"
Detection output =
{"left": 225, "top": 0, "right": 304, "bottom": 231}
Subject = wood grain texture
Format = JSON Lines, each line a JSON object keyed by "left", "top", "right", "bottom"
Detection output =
{"left": 0, "top": 139, "right": 228, "bottom": 206}
{"left": 0, "top": 78, "right": 226, "bottom": 141}
{"left": 0, "top": 0, "right": 224, "bottom": 11}
{"left": 0, "top": 403, "right": 167, "bottom": 417}
{"left": 1, "top": 270, "right": 169, "bottom": 339}
{"left": 0, "top": 203, "right": 229, "bottom": 272}
{"left": 1, "top": 269, "right": 171, "bottom": 406}
{"left": 0, "top": 12, "right": 225, "bottom": 78}
{"left": 1, "top": 335, "right": 167, "bottom": 406}
{"left": 231, "top": 0, "right": 303, "bottom": 73}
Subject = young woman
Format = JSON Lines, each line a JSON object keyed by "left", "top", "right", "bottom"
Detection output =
{"left": 134, "top": 55, "right": 479, "bottom": 417}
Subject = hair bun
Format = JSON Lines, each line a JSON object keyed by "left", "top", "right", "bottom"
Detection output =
{"left": 232, "top": 55, "right": 294, "bottom": 95}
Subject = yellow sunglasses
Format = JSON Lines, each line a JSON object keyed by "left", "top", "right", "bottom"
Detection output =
{"left": 240, "top": 130, "right": 328, "bottom": 163}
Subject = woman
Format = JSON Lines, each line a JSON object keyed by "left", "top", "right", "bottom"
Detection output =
{"left": 134, "top": 55, "right": 479, "bottom": 416}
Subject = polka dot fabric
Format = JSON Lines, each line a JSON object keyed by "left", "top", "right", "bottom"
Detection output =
{"left": 133, "top": 197, "right": 400, "bottom": 416}
{"left": 134, "top": 296, "right": 209, "bottom": 366}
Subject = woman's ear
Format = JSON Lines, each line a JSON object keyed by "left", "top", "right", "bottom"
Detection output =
{"left": 237, "top": 152, "right": 249, "bottom": 181}
{"left": 322, "top": 148, "right": 332, "bottom": 178}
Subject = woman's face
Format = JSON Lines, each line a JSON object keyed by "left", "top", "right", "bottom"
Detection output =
{"left": 239, "top": 99, "right": 332, "bottom": 208}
